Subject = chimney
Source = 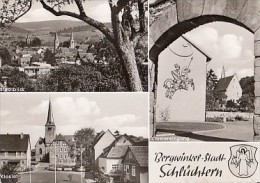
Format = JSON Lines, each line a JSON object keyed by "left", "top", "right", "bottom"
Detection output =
{"left": 20, "top": 133, "right": 24, "bottom": 139}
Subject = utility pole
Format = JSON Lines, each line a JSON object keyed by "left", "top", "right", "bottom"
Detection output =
{"left": 55, "top": 143, "right": 57, "bottom": 183}
{"left": 81, "top": 144, "right": 83, "bottom": 183}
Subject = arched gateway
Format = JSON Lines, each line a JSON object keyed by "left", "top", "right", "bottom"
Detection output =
{"left": 149, "top": 0, "right": 260, "bottom": 141}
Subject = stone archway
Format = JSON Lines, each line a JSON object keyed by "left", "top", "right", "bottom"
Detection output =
{"left": 149, "top": 0, "right": 260, "bottom": 141}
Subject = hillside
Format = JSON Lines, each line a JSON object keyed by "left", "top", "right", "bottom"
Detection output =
{"left": 0, "top": 26, "right": 31, "bottom": 35}
{"left": 14, "top": 20, "right": 111, "bottom": 33}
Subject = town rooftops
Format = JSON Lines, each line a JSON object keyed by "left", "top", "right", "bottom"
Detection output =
{"left": 106, "top": 145, "right": 128, "bottom": 159}
{"left": 54, "top": 134, "right": 66, "bottom": 141}
{"left": 215, "top": 75, "right": 235, "bottom": 92}
{"left": 53, "top": 134, "right": 75, "bottom": 147}
{"left": 126, "top": 146, "right": 148, "bottom": 167}
{"left": 0, "top": 134, "right": 30, "bottom": 152}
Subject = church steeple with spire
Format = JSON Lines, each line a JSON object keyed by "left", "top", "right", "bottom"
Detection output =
{"left": 69, "top": 32, "right": 75, "bottom": 49}
{"left": 54, "top": 32, "right": 60, "bottom": 51}
{"left": 221, "top": 65, "right": 226, "bottom": 79}
{"left": 45, "top": 99, "right": 56, "bottom": 145}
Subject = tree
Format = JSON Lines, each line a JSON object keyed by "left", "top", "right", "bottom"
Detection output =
{"left": 1, "top": 0, "right": 147, "bottom": 91}
{"left": 0, "top": 47, "right": 11, "bottom": 66}
{"left": 0, "top": 164, "right": 19, "bottom": 183}
{"left": 74, "top": 128, "right": 96, "bottom": 166}
{"left": 0, "top": 0, "right": 32, "bottom": 28}
{"left": 31, "top": 37, "right": 42, "bottom": 47}
{"left": 43, "top": 48, "right": 56, "bottom": 66}
{"left": 239, "top": 76, "right": 254, "bottom": 112}
{"left": 226, "top": 100, "right": 238, "bottom": 109}
{"left": 239, "top": 76, "right": 254, "bottom": 96}
{"left": 206, "top": 69, "right": 218, "bottom": 110}
{"left": 238, "top": 94, "right": 254, "bottom": 112}
{"left": 0, "top": 67, "right": 34, "bottom": 91}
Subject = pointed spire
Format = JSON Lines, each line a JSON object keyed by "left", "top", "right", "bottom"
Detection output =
{"left": 221, "top": 65, "right": 226, "bottom": 79}
{"left": 69, "top": 32, "right": 75, "bottom": 49}
{"left": 55, "top": 32, "right": 59, "bottom": 42}
{"left": 70, "top": 32, "right": 74, "bottom": 41}
{"left": 45, "top": 99, "right": 55, "bottom": 126}
{"left": 54, "top": 32, "right": 59, "bottom": 50}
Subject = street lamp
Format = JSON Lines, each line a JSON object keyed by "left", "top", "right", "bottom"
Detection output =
{"left": 55, "top": 142, "right": 57, "bottom": 183}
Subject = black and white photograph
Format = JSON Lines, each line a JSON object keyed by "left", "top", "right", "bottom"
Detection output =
{"left": 149, "top": 0, "right": 260, "bottom": 142}
{"left": 0, "top": 93, "right": 148, "bottom": 183}
{"left": 0, "top": 0, "right": 148, "bottom": 92}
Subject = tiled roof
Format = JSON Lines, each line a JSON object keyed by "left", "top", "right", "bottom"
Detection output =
{"left": 93, "top": 130, "right": 105, "bottom": 146}
{"left": 215, "top": 75, "right": 234, "bottom": 92}
{"left": 0, "top": 134, "right": 30, "bottom": 152}
{"left": 129, "top": 146, "right": 148, "bottom": 167}
{"left": 63, "top": 135, "right": 74, "bottom": 146}
{"left": 106, "top": 145, "right": 128, "bottom": 159}
{"left": 54, "top": 134, "right": 65, "bottom": 141}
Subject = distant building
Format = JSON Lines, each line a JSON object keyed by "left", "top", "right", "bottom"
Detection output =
{"left": 20, "top": 62, "right": 57, "bottom": 77}
{"left": 69, "top": 32, "right": 75, "bottom": 49}
{"left": 98, "top": 134, "right": 148, "bottom": 182}
{"left": 215, "top": 73, "right": 242, "bottom": 103}
{"left": 49, "top": 134, "right": 76, "bottom": 165}
{"left": 26, "top": 34, "right": 31, "bottom": 46}
{"left": 35, "top": 100, "right": 76, "bottom": 165}
{"left": 122, "top": 146, "right": 148, "bottom": 183}
{"left": 93, "top": 130, "right": 115, "bottom": 162}
{"left": 54, "top": 32, "right": 60, "bottom": 51}
{"left": 0, "top": 133, "right": 31, "bottom": 171}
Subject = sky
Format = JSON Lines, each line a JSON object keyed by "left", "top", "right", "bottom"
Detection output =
{"left": 17, "top": 0, "right": 111, "bottom": 23}
{"left": 184, "top": 22, "right": 254, "bottom": 80}
{"left": 0, "top": 93, "right": 148, "bottom": 147}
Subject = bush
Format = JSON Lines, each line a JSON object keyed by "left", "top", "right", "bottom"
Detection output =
{"left": 206, "top": 117, "right": 224, "bottom": 123}
{"left": 226, "top": 117, "right": 235, "bottom": 122}
{"left": 235, "top": 115, "right": 249, "bottom": 121}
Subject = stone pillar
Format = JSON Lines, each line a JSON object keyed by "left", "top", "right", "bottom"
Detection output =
{"left": 254, "top": 37, "right": 260, "bottom": 141}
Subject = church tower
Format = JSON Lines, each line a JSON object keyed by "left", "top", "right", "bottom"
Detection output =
{"left": 45, "top": 99, "right": 56, "bottom": 145}
{"left": 26, "top": 34, "right": 31, "bottom": 46}
{"left": 69, "top": 32, "right": 75, "bottom": 49}
{"left": 54, "top": 32, "right": 60, "bottom": 51}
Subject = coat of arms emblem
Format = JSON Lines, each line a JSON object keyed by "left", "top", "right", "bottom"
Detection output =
{"left": 228, "top": 144, "right": 258, "bottom": 178}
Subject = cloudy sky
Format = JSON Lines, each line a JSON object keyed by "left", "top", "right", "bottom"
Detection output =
{"left": 17, "top": 0, "right": 111, "bottom": 23}
{"left": 184, "top": 22, "right": 254, "bottom": 79}
{"left": 0, "top": 93, "right": 148, "bottom": 147}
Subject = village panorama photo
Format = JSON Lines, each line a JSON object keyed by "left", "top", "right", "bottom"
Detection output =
{"left": 149, "top": 0, "right": 259, "bottom": 142}
{"left": 0, "top": 93, "right": 148, "bottom": 183}
{"left": 0, "top": 0, "right": 148, "bottom": 92}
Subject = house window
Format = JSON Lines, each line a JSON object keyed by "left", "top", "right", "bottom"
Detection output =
{"left": 61, "top": 155, "right": 63, "bottom": 159}
{"left": 112, "top": 164, "right": 119, "bottom": 171}
{"left": 132, "top": 166, "right": 136, "bottom": 176}
{"left": 39, "top": 148, "right": 43, "bottom": 154}
{"left": 124, "top": 165, "right": 126, "bottom": 171}
{"left": 126, "top": 165, "right": 129, "bottom": 174}
{"left": 64, "top": 155, "right": 67, "bottom": 159}
{"left": 60, "top": 148, "right": 63, "bottom": 152}
{"left": 64, "top": 148, "right": 67, "bottom": 152}
{"left": 129, "top": 153, "right": 132, "bottom": 159}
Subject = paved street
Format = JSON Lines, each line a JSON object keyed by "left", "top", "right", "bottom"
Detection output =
{"left": 18, "top": 171, "right": 84, "bottom": 183}
{"left": 18, "top": 163, "right": 85, "bottom": 183}
{"left": 154, "top": 119, "right": 254, "bottom": 142}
